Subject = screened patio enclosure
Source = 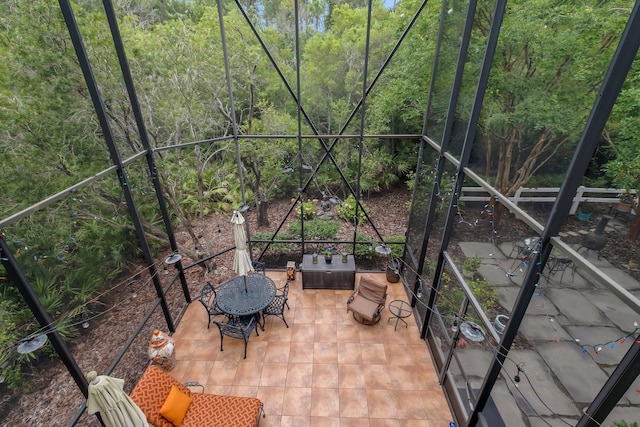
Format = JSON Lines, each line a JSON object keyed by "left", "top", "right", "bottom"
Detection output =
{"left": 1, "top": 0, "right": 640, "bottom": 426}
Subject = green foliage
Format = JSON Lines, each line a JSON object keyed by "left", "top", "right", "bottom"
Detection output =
{"left": 438, "top": 276, "right": 497, "bottom": 321}
{"left": 335, "top": 195, "right": 368, "bottom": 225}
{"left": 251, "top": 231, "right": 296, "bottom": 253}
{"left": 462, "top": 257, "right": 482, "bottom": 279}
{"left": 287, "top": 219, "right": 340, "bottom": 240}
{"left": 296, "top": 201, "right": 316, "bottom": 220}
{"left": 353, "top": 232, "right": 374, "bottom": 261}
{"left": 526, "top": 174, "right": 567, "bottom": 188}
{"left": 384, "top": 235, "right": 406, "bottom": 259}
{"left": 432, "top": 258, "right": 497, "bottom": 322}
{"left": 604, "top": 144, "right": 640, "bottom": 200}
{"left": 0, "top": 301, "right": 23, "bottom": 389}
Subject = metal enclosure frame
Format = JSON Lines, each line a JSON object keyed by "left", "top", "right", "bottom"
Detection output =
{"left": 1, "top": 0, "right": 639, "bottom": 426}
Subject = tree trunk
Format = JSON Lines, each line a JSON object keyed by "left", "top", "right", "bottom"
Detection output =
{"left": 627, "top": 200, "right": 640, "bottom": 241}
{"left": 257, "top": 199, "right": 269, "bottom": 227}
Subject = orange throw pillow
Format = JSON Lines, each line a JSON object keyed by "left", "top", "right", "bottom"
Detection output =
{"left": 159, "top": 385, "right": 192, "bottom": 426}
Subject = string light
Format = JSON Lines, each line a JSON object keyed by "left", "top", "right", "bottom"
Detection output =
{"left": 0, "top": 259, "right": 162, "bottom": 355}
{"left": 516, "top": 245, "right": 640, "bottom": 357}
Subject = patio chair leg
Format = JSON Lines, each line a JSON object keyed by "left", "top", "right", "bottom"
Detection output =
{"left": 219, "top": 335, "right": 224, "bottom": 352}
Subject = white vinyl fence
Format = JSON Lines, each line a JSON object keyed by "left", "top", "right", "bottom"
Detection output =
{"left": 460, "top": 186, "right": 637, "bottom": 215}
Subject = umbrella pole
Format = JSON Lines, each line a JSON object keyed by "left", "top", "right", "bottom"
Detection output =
{"left": 244, "top": 275, "right": 248, "bottom": 293}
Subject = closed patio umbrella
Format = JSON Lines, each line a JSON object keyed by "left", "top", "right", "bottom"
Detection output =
{"left": 232, "top": 210, "right": 253, "bottom": 292}
{"left": 86, "top": 371, "right": 148, "bottom": 427}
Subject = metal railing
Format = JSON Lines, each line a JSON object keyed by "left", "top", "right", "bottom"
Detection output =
{"left": 460, "top": 185, "right": 637, "bottom": 214}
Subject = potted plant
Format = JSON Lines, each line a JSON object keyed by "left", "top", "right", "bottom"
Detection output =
{"left": 578, "top": 209, "right": 591, "bottom": 221}
{"left": 617, "top": 191, "right": 634, "bottom": 213}
{"left": 322, "top": 247, "right": 333, "bottom": 264}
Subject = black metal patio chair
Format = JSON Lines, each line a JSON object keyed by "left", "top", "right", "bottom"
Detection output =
{"left": 198, "top": 281, "right": 226, "bottom": 328}
{"left": 262, "top": 280, "right": 290, "bottom": 328}
{"left": 251, "top": 261, "right": 266, "bottom": 275}
{"left": 212, "top": 315, "right": 259, "bottom": 359}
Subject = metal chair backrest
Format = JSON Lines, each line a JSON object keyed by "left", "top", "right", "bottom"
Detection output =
{"left": 251, "top": 261, "right": 266, "bottom": 275}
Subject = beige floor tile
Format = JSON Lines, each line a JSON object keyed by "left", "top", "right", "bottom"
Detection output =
{"left": 282, "top": 387, "right": 312, "bottom": 416}
{"left": 339, "top": 418, "right": 370, "bottom": 426}
{"left": 233, "top": 361, "right": 263, "bottom": 386}
{"left": 291, "top": 323, "right": 316, "bottom": 342}
{"left": 366, "top": 389, "right": 397, "bottom": 419}
{"left": 369, "top": 419, "right": 400, "bottom": 427}
{"left": 203, "top": 384, "right": 231, "bottom": 395}
{"left": 362, "top": 364, "right": 392, "bottom": 390}
{"left": 339, "top": 388, "right": 369, "bottom": 418}
{"left": 207, "top": 360, "right": 236, "bottom": 386}
{"left": 229, "top": 385, "right": 258, "bottom": 398}
{"left": 338, "top": 342, "right": 363, "bottom": 364}
{"left": 394, "top": 390, "right": 428, "bottom": 420}
{"left": 286, "top": 363, "right": 314, "bottom": 387}
{"left": 168, "top": 272, "right": 453, "bottom": 425}
{"left": 315, "top": 292, "right": 338, "bottom": 308}
{"left": 289, "top": 340, "right": 315, "bottom": 363}
{"left": 295, "top": 308, "right": 317, "bottom": 323}
{"left": 281, "top": 415, "right": 311, "bottom": 426}
{"left": 339, "top": 364, "right": 366, "bottom": 389}
{"left": 361, "top": 343, "right": 387, "bottom": 365}
{"left": 422, "top": 390, "right": 451, "bottom": 419}
{"left": 174, "top": 339, "right": 202, "bottom": 361}
{"left": 261, "top": 362, "right": 288, "bottom": 387}
{"left": 182, "top": 360, "right": 214, "bottom": 386}
{"left": 314, "top": 323, "right": 338, "bottom": 342}
{"left": 337, "top": 324, "right": 361, "bottom": 342}
{"left": 258, "top": 415, "right": 282, "bottom": 427}
{"left": 316, "top": 307, "right": 338, "bottom": 324}
{"left": 311, "top": 416, "right": 341, "bottom": 427}
{"left": 312, "top": 363, "right": 339, "bottom": 388}
{"left": 264, "top": 341, "right": 291, "bottom": 363}
{"left": 314, "top": 342, "right": 338, "bottom": 364}
{"left": 310, "top": 388, "right": 340, "bottom": 417}
{"left": 257, "top": 386, "right": 285, "bottom": 416}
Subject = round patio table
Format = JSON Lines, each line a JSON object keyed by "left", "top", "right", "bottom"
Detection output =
{"left": 216, "top": 275, "right": 277, "bottom": 319}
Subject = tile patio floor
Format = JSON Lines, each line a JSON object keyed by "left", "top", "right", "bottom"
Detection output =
{"left": 170, "top": 271, "right": 453, "bottom": 426}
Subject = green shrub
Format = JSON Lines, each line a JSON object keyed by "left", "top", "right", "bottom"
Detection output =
{"left": 287, "top": 219, "right": 340, "bottom": 240}
{"left": 353, "top": 232, "right": 375, "bottom": 260}
{"left": 335, "top": 195, "right": 368, "bottom": 225}
{"left": 384, "top": 235, "right": 406, "bottom": 259}
{"left": 296, "top": 200, "right": 316, "bottom": 220}
{"left": 438, "top": 277, "right": 497, "bottom": 320}
{"left": 462, "top": 256, "right": 482, "bottom": 279}
{"left": 251, "top": 231, "right": 295, "bottom": 252}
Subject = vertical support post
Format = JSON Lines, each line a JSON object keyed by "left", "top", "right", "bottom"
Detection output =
{"left": 353, "top": 0, "right": 374, "bottom": 254}
{"left": 101, "top": 0, "right": 190, "bottom": 302}
{"left": 570, "top": 185, "right": 585, "bottom": 215}
{"left": 216, "top": 0, "right": 251, "bottom": 257}
{"left": 576, "top": 337, "right": 640, "bottom": 427}
{"left": 294, "top": 0, "right": 305, "bottom": 255}
{"left": 58, "top": 0, "right": 175, "bottom": 332}
{"left": 419, "top": 0, "right": 479, "bottom": 335}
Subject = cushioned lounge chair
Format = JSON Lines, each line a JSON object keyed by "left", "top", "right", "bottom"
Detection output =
{"left": 346, "top": 275, "right": 387, "bottom": 325}
{"left": 130, "top": 365, "right": 264, "bottom": 427}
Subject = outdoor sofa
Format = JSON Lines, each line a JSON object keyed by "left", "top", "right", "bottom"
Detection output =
{"left": 130, "top": 365, "right": 264, "bottom": 427}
